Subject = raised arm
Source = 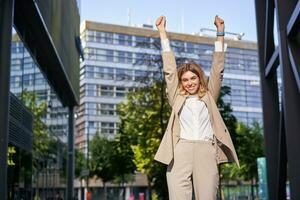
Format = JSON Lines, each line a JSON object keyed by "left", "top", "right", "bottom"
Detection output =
{"left": 156, "top": 16, "right": 179, "bottom": 106}
{"left": 208, "top": 15, "right": 226, "bottom": 102}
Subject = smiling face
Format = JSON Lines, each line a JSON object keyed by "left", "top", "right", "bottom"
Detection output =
{"left": 180, "top": 71, "right": 200, "bottom": 95}
{"left": 177, "top": 63, "right": 207, "bottom": 97}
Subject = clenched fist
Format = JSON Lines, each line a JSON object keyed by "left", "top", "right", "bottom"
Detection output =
{"left": 156, "top": 15, "right": 166, "bottom": 32}
{"left": 214, "top": 15, "right": 225, "bottom": 32}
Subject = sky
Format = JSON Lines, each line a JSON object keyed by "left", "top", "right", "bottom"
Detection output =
{"left": 80, "top": 0, "right": 258, "bottom": 42}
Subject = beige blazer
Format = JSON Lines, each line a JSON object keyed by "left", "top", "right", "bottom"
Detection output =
{"left": 154, "top": 51, "right": 239, "bottom": 167}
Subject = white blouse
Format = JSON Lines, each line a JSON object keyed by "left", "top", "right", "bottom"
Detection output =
{"left": 179, "top": 95, "right": 214, "bottom": 141}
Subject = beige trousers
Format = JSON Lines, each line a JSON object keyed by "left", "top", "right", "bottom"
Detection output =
{"left": 166, "top": 139, "right": 219, "bottom": 200}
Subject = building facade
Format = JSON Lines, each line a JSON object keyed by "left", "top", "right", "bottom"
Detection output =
{"left": 76, "top": 21, "right": 261, "bottom": 153}
{"left": 9, "top": 33, "right": 74, "bottom": 200}
{"left": 2, "top": 0, "right": 80, "bottom": 198}
{"left": 10, "top": 35, "right": 69, "bottom": 141}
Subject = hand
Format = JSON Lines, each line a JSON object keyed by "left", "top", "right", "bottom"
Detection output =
{"left": 214, "top": 15, "right": 225, "bottom": 32}
{"left": 156, "top": 15, "right": 166, "bottom": 32}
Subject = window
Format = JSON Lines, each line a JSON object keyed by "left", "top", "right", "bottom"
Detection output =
{"left": 117, "top": 34, "right": 132, "bottom": 46}
{"left": 22, "top": 74, "right": 31, "bottom": 86}
{"left": 171, "top": 40, "right": 185, "bottom": 53}
{"left": 86, "top": 102, "right": 97, "bottom": 115}
{"left": 117, "top": 51, "right": 125, "bottom": 63}
{"left": 106, "top": 50, "right": 114, "bottom": 62}
{"left": 101, "top": 122, "right": 115, "bottom": 134}
{"left": 96, "top": 67, "right": 114, "bottom": 80}
{"left": 135, "top": 70, "right": 149, "bottom": 81}
{"left": 86, "top": 71, "right": 94, "bottom": 78}
{"left": 10, "top": 76, "right": 21, "bottom": 88}
{"left": 135, "top": 53, "right": 151, "bottom": 65}
{"left": 135, "top": 53, "right": 145, "bottom": 65}
{"left": 135, "top": 36, "right": 151, "bottom": 48}
{"left": 100, "top": 103, "right": 115, "bottom": 115}
{"left": 118, "top": 34, "right": 125, "bottom": 45}
{"left": 116, "top": 68, "right": 132, "bottom": 81}
{"left": 104, "top": 32, "right": 113, "bottom": 44}
{"left": 127, "top": 52, "right": 133, "bottom": 63}
{"left": 99, "top": 85, "right": 114, "bottom": 97}
{"left": 86, "top": 84, "right": 96, "bottom": 96}
{"left": 186, "top": 42, "right": 195, "bottom": 53}
{"left": 96, "top": 49, "right": 106, "bottom": 61}
{"left": 116, "top": 87, "right": 126, "bottom": 97}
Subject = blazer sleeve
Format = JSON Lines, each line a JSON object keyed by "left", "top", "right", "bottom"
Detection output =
{"left": 162, "top": 51, "right": 179, "bottom": 106}
{"left": 208, "top": 52, "right": 225, "bottom": 102}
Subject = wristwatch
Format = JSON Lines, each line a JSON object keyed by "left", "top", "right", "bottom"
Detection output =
{"left": 217, "top": 31, "right": 225, "bottom": 36}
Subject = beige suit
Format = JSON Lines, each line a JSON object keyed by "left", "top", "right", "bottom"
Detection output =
{"left": 154, "top": 51, "right": 239, "bottom": 167}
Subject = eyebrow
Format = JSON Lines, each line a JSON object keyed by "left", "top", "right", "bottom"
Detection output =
{"left": 181, "top": 75, "right": 198, "bottom": 81}
{"left": 182, "top": 75, "right": 197, "bottom": 79}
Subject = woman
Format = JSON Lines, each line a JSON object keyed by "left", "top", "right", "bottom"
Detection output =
{"left": 154, "top": 15, "right": 239, "bottom": 200}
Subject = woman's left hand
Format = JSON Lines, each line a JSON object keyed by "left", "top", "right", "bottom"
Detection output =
{"left": 214, "top": 15, "right": 225, "bottom": 32}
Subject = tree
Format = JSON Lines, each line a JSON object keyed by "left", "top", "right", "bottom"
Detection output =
{"left": 105, "top": 121, "right": 136, "bottom": 199}
{"left": 217, "top": 86, "right": 238, "bottom": 143}
{"left": 117, "top": 82, "right": 171, "bottom": 199}
{"left": 235, "top": 121, "right": 264, "bottom": 199}
{"left": 88, "top": 123, "right": 135, "bottom": 200}
{"left": 20, "top": 91, "right": 58, "bottom": 198}
{"left": 215, "top": 86, "right": 239, "bottom": 198}
{"left": 217, "top": 86, "right": 238, "bottom": 176}
{"left": 89, "top": 134, "right": 115, "bottom": 200}
{"left": 21, "top": 91, "right": 54, "bottom": 169}
{"left": 75, "top": 148, "right": 86, "bottom": 179}
{"left": 111, "top": 121, "right": 136, "bottom": 199}
{"left": 217, "top": 86, "right": 264, "bottom": 199}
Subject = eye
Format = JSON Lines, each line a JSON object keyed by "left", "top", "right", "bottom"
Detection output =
{"left": 182, "top": 78, "right": 188, "bottom": 82}
{"left": 191, "top": 76, "right": 197, "bottom": 80}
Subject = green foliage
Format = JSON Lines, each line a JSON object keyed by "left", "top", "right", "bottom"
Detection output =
{"left": 235, "top": 122, "right": 264, "bottom": 181}
{"left": 217, "top": 86, "right": 264, "bottom": 181}
{"left": 111, "top": 122, "right": 136, "bottom": 184}
{"left": 117, "top": 82, "right": 170, "bottom": 198}
{"left": 75, "top": 148, "right": 86, "bottom": 179}
{"left": 217, "top": 86, "right": 238, "bottom": 145}
{"left": 20, "top": 91, "right": 55, "bottom": 170}
{"left": 89, "top": 134, "right": 115, "bottom": 183}
{"left": 222, "top": 122, "right": 265, "bottom": 181}
{"left": 219, "top": 121, "right": 265, "bottom": 199}
{"left": 217, "top": 86, "right": 239, "bottom": 180}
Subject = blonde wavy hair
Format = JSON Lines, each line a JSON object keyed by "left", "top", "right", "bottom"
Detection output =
{"left": 177, "top": 63, "right": 208, "bottom": 98}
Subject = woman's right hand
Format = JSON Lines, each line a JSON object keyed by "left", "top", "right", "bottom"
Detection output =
{"left": 156, "top": 15, "right": 166, "bottom": 32}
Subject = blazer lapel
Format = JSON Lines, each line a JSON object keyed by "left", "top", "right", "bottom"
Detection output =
{"left": 174, "top": 92, "right": 210, "bottom": 115}
{"left": 174, "top": 94, "right": 188, "bottom": 115}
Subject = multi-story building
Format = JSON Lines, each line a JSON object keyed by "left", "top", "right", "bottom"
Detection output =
{"left": 10, "top": 34, "right": 69, "bottom": 141}
{"left": 76, "top": 21, "right": 261, "bottom": 153}
{"left": 9, "top": 34, "right": 70, "bottom": 197}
